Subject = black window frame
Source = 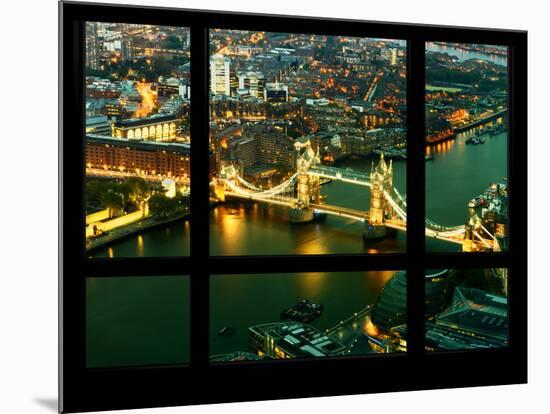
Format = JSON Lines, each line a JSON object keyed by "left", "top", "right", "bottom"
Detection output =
{"left": 60, "top": 1, "right": 527, "bottom": 412}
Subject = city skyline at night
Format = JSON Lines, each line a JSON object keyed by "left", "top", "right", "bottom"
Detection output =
{"left": 82, "top": 28, "right": 509, "bottom": 258}
{"left": 425, "top": 42, "right": 509, "bottom": 253}
{"left": 82, "top": 29, "right": 511, "bottom": 367}
{"left": 209, "top": 30, "right": 409, "bottom": 256}
{"left": 84, "top": 22, "right": 191, "bottom": 258}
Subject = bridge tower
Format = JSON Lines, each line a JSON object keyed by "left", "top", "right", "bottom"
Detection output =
{"left": 213, "top": 164, "right": 240, "bottom": 202}
{"left": 462, "top": 213, "right": 495, "bottom": 252}
{"left": 364, "top": 153, "right": 393, "bottom": 239}
{"left": 290, "top": 138, "right": 320, "bottom": 223}
{"left": 462, "top": 213, "right": 481, "bottom": 252}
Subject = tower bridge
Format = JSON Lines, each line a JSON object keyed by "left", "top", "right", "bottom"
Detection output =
{"left": 212, "top": 138, "right": 498, "bottom": 252}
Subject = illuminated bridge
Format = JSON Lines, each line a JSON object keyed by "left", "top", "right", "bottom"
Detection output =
{"left": 212, "top": 138, "right": 498, "bottom": 252}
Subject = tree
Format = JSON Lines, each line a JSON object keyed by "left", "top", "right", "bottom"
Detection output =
{"left": 148, "top": 191, "right": 189, "bottom": 218}
{"left": 148, "top": 193, "right": 173, "bottom": 218}
{"left": 172, "top": 193, "right": 190, "bottom": 211}
{"left": 152, "top": 57, "right": 173, "bottom": 78}
{"left": 163, "top": 35, "right": 183, "bottom": 50}
{"left": 99, "top": 191, "right": 124, "bottom": 217}
{"left": 86, "top": 180, "right": 105, "bottom": 204}
{"left": 125, "top": 177, "right": 152, "bottom": 205}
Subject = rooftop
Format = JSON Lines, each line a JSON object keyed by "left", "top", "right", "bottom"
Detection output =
{"left": 249, "top": 322, "right": 346, "bottom": 358}
{"left": 114, "top": 113, "right": 177, "bottom": 128}
{"left": 435, "top": 287, "right": 508, "bottom": 341}
{"left": 87, "top": 134, "right": 190, "bottom": 154}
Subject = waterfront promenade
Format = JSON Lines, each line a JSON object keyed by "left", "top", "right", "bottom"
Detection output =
{"left": 86, "top": 211, "right": 190, "bottom": 253}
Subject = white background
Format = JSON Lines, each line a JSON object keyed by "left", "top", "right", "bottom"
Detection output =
{"left": 0, "top": 0, "right": 547, "bottom": 412}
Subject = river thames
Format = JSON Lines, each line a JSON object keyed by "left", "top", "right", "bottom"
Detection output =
{"left": 86, "top": 42, "right": 508, "bottom": 364}
{"left": 89, "top": 42, "right": 507, "bottom": 258}
{"left": 89, "top": 125, "right": 506, "bottom": 257}
{"left": 210, "top": 271, "right": 395, "bottom": 357}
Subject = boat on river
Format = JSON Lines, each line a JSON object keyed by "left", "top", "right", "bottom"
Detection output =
{"left": 281, "top": 299, "right": 323, "bottom": 323}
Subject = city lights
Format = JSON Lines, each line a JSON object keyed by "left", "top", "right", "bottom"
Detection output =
{"left": 84, "top": 22, "right": 191, "bottom": 258}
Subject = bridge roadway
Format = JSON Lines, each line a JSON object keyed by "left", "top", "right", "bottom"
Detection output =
{"left": 223, "top": 190, "right": 463, "bottom": 244}
{"left": 310, "top": 202, "right": 408, "bottom": 233}
{"left": 308, "top": 165, "right": 372, "bottom": 187}
{"left": 224, "top": 190, "right": 373, "bottom": 223}
{"left": 216, "top": 152, "right": 496, "bottom": 246}
{"left": 219, "top": 162, "right": 471, "bottom": 246}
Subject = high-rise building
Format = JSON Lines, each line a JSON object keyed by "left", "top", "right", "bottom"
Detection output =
{"left": 390, "top": 48, "right": 398, "bottom": 66}
{"left": 85, "top": 22, "right": 100, "bottom": 70}
{"left": 325, "top": 35, "right": 336, "bottom": 62}
{"left": 210, "top": 54, "right": 231, "bottom": 96}
{"left": 229, "top": 68, "right": 239, "bottom": 96}
{"left": 238, "top": 71, "right": 266, "bottom": 99}
{"left": 121, "top": 33, "right": 133, "bottom": 62}
{"left": 179, "top": 79, "right": 191, "bottom": 100}
{"left": 182, "top": 30, "right": 190, "bottom": 49}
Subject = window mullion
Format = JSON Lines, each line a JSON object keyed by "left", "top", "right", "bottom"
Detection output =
{"left": 406, "top": 38, "right": 426, "bottom": 356}
{"left": 189, "top": 25, "right": 210, "bottom": 368}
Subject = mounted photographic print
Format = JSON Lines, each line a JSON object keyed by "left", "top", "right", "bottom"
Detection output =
{"left": 59, "top": 2, "right": 527, "bottom": 413}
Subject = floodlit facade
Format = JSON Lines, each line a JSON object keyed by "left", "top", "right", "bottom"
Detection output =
{"left": 210, "top": 54, "right": 231, "bottom": 96}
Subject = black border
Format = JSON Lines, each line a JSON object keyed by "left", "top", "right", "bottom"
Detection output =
{"left": 60, "top": 2, "right": 527, "bottom": 412}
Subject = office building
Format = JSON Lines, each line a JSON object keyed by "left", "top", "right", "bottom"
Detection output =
{"left": 210, "top": 54, "right": 231, "bottom": 96}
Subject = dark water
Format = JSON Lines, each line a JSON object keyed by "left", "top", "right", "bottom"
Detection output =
{"left": 86, "top": 276, "right": 190, "bottom": 368}
{"left": 90, "top": 128, "right": 506, "bottom": 257}
{"left": 426, "top": 42, "right": 507, "bottom": 67}
{"left": 210, "top": 271, "right": 395, "bottom": 356}
{"left": 426, "top": 128, "right": 507, "bottom": 252}
{"left": 86, "top": 44, "right": 508, "bottom": 364}
{"left": 89, "top": 219, "right": 190, "bottom": 258}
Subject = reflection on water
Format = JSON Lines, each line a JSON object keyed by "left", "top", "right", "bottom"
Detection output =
{"left": 90, "top": 219, "right": 191, "bottom": 258}
{"left": 210, "top": 201, "right": 407, "bottom": 256}
{"left": 91, "top": 119, "right": 506, "bottom": 257}
{"left": 297, "top": 272, "right": 328, "bottom": 298}
{"left": 210, "top": 156, "right": 407, "bottom": 256}
{"left": 210, "top": 271, "right": 397, "bottom": 356}
{"left": 137, "top": 235, "right": 144, "bottom": 256}
{"left": 293, "top": 270, "right": 394, "bottom": 298}
{"left": 426, "top": 127, "right": 507, "bottom": 252}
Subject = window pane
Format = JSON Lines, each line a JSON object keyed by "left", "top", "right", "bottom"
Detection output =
{"left": 425, "top": 42, "right": 508, "bottom": 252}
{"left": 84, "top": 22, "right": 191, "bottom": 258}
{"left": 209, "top": 30, "right": 407, "bottom": 256}
{"left": 209, "top": 271, "right": 406, "bottom": 363}
{"left": 425, "top": 268, "right": 508, "bottom": 351}
{"left": 86, "top": 275, "right": 190, "bottom": 368}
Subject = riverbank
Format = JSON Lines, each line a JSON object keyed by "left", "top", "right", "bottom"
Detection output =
{"left": 427, "top": 111, "right": 507, "bottom": 145}
{"left": 86, "top": 210, "right": 190, "bottom": 253}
